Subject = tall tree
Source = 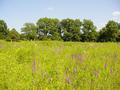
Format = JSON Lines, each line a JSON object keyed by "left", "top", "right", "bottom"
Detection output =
{"left": 21, "top": 23, "right": 37, "bottom": 40}
{"left": 99, "top": 20, "right": 119, "bottom": 42}
{"left": 37, "top": 18, "right": 61, "bottom": 40}
{"left": 116, "top": 23, "right": 120, "bottom": 41}
{"left": 0, "top": 20, "right": 8, "bottom": 39}
{"left": 60, "top": 18, "right": 82, "bottom": 41}
{"left": 81, "top": 19, "right": 98, "bottom": 42}
{"left": 6, "top": 28, "right": 20, "bottom": 41}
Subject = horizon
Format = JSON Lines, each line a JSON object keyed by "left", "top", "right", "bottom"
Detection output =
{"left": 0, "top": 0, "right": 120, "bottom": 32}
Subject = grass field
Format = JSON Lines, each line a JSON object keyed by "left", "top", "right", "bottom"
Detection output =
{"left": 0, "top": 40, "right": 120, "bottom": 90}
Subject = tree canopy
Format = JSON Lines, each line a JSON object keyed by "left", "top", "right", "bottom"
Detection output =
{"left": 0, "top": 20, "right": 8, "bottom": 39}
{"left": 81, "top": 19, "right": 98, "bottom": 42}
{"left": 21, "top": 23, "right": 37, "bottom": 40}
{"left": 60, "top": 18, "right": 82, "bottom": 41}
{"left": 98, "top": 21, "right": 120, "bottom": 42}
{"left": 0, "top": 18, "right": 120, "bottom": 42}
{"left": 6, "top": 28, "right": 20, "bottom": 41}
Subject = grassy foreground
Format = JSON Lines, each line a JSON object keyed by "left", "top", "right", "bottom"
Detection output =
{"left": 0, "top": 40, "right": 120, "bottom": 90}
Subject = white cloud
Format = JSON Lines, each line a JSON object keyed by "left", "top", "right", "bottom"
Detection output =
{"left": 112, "top": 11, "right": 120, "bottom": 17}
{"left": 47, "top": 7, "right": 54, "bottom": 11}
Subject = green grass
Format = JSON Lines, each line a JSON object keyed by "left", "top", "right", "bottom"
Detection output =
{"left": 0, "top": 40, "right": 120, "bottom": 90}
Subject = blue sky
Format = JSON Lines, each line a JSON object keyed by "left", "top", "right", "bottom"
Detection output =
{"left": 0, "top": 0, "right": 120, "bottom": 32}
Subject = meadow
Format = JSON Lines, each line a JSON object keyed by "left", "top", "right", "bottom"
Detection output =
{"left": 0, "top": 40, "right": 120, "bottom": 90}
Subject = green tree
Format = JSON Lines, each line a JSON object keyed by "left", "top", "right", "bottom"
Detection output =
{"left": 99, "top": 21, "right": 119, "bottom": 42}
{"left": 21, "top": 23, "right": 37, "bottom": 40}
{"left": 81, "top": 19, "right": 98, "bottom": 42}
{"left": 6, "top": 28, "right": 20, "bottom": 41}
{"left": 37, "top": 17, "right": 61, "bottom": 40}
{"left": 62, "top": 32, "right": 72, "bottom": 41}
{"left": 0, "top": 20, "right": 8, "bottom": 39}
{"left": 60, "top": 18, "right": 82, "bottom": 41}
{"left": 116, "top": 23, "right": 120, "bottom": 41}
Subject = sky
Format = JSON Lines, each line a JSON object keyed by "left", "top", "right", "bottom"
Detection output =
{"left": 0, "top": 0, "right": 120, "bottom": 32}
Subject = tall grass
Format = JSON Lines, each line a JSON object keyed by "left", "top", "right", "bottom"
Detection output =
{"left": 0, "top": 40, "right": 120, "bottom": 90}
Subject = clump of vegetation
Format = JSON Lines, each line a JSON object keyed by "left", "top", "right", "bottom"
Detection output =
{"left": 6, "top": 28, "right": 20, "bottom": 42}
{"left": 0, "top": 18, "right": 120, "bottom": 42}
{"left": 0, "top": 40, "right": 120, "bottom": 90}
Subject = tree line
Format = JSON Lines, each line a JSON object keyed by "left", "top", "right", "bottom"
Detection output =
{"left": 0, "top": 17, "right": 120, "bottom": 42}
